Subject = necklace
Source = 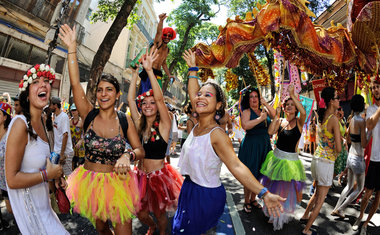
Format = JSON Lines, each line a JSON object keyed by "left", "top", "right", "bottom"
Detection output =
{"left": 143, "top": 121, "right": 160, "bottom": 144}
{"left": 195, "top": 123, "right": 217, "bottom": 136}
{"left": 72, "top": 117, "right": 79, "bottom": 126}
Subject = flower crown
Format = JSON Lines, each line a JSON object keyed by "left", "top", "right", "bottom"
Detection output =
{"left": 137, "top": 89, "right": 154, "bottom": 107}
{"left": 19, "top": 64, "right": 56, "bottom": 92}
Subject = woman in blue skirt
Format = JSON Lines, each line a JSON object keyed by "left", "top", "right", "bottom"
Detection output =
{"left": 172, "top": 49, "right": 286, "bottom": 235}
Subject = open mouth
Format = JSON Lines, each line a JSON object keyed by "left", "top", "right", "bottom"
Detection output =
{"left": 38, "top": 91, "right": 47, "bottom": 98}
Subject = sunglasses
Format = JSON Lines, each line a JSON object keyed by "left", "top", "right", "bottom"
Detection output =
{"left": 333, "top": 96, "right": 339, "bottom": 100}
{"left": 163, "top": 34, "right": 172, "bottom": 38}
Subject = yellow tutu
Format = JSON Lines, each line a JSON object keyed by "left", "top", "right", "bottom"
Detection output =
{"left": 66, "top": 166, "right": 140, "bottom": 226}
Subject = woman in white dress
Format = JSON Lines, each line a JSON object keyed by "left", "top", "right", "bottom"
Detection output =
{"left": 5, "top": 64, "right": 68, "bottom": 235}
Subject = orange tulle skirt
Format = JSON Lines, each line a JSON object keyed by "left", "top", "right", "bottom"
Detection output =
{"left": 66, "top": 165, "right": 140, "bottom": 226}
{"left": 135, "top": 163, "right": 183, "bottom": 215}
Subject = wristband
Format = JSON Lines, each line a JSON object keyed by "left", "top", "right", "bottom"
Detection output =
{"left": 258, "top": 187, "right": 268, "bottom": 199}
{"left": 188, "top": 75, "right": 199, "bottom": 80}
{"left": 68, "top": 51, "right": 77, "bottom": 54}
{"left": 129, "top": 151, "right": 136, "bottom": 162}
{"left": 188, "top": 67, "right": 199, "bottom": 72}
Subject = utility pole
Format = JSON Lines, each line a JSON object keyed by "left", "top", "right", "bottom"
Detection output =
{"left": 45, "top": 0, "right": 71, "bottom": 64}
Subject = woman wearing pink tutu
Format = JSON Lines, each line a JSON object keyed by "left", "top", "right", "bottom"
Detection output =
{"left": 128, "top": 48, "right": 183, "bottom": 235}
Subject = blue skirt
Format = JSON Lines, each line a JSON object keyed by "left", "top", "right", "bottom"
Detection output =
{"left": 172, "top": 176, "right": 226, "bottom": 235}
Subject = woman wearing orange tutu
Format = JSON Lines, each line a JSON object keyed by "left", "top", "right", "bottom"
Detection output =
{"left": 59, "top": 24, "right": 145, "bottom": 235}
{"left": 128, "top": 48, "right": 183, "bottom": 235}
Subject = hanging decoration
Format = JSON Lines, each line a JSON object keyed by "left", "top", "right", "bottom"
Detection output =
{"left": 198, "top": 68, "right": 215, "bottom": 83}
{"left": 247, "top": 53, "right": 271, "bottom": 86}
{"left": 225, "top": 69, "right": 239, "bottom": 92}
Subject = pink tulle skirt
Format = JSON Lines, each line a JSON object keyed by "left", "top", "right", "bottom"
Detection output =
{"left": 135, "top": 163, "right": 183, "bottom": 215}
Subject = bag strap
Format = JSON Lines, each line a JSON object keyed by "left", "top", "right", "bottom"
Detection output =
{"left": 83, "top": 108, "right": 100, "bottom": 133}
{"left": 41, "top": 116, "right": 52, "bottom": 152}
{"left": 117, "top": 111, "right": 129, "bottom": 138}
{"left": 83, "top": 108, "right": 128, "bottom": 139}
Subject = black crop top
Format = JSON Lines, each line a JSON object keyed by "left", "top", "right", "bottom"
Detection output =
{"left": 276, "top": 125, "right": 301, "bottom": 153}
{"left": 142, "top": 130, "right": 168, "bottom": 160}
{"left": 350, "top": 133, "right": 361, "bottom": 143}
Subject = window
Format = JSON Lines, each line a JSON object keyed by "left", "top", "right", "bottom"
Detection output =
{"left": 4, "top": 38, "right": 32, "bottom": 64}
{"left": 86, "top": 8, "right": 93, "bottom": 21}
{"left": 0, "top": 33, "right": 8, "bottom": 57}
{"left": 29, "top": 46, "right": 46, "bottom": 65}
{"left": 78, "top": 63, "right": 90, "bottom": 82}
{"left": 50, "top": 54, "right": 65, "bottom": 74}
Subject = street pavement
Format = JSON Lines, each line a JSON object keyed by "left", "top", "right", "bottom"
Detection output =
{"left": 1, "top": 140, "right": 380, "bottom": 234}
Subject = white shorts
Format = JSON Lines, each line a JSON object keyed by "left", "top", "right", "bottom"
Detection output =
{"left": 311, "top": 157, "right": 334, "bottom": 186}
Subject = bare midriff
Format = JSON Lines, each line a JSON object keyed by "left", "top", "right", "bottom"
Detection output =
{"left": 84, "top": 160, "right": 114, "bottom": 173}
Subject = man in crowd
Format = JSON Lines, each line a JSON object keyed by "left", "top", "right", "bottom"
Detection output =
{"left": 49, "top": 96, "right": 73, "bottom": 176}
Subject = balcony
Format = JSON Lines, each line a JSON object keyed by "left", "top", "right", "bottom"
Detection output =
{"left": 6, "top": 0, "right": 59, "bottom": 24}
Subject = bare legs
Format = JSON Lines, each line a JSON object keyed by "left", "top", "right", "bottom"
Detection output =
{"left": 138, "top": 208, "right": 168, "bottom": 235}
{"left": 354, "top": 189, "right": 380, "bottom": 230}
{"left": 301, "top": 184, "right": 330, "bottom": 235}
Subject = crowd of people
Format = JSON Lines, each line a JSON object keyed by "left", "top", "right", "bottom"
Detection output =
{"left": 0, "top": 13, "right": 379, "bottom": 235}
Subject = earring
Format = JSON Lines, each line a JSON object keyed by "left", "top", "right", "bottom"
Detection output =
{"left": 215, "top": 110, "right": 222, "bottom": 121}
{"left": 192, "top": 112, "right": 199, "bottom": 118}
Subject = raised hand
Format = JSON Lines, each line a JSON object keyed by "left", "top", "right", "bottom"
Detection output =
{"left": 141, "top": 47, "right": 159, "bottom": 71}
{"left": 158, "top": 13, "right": 167, "bottom": 21}
{"left": 183, "top": 49, "right": 196, "bottom": 67}
{"left": 260, "top": 109, "right": 268, "bottom": 121}
{"left": 275, "top": 107, "right": 281, "bottom": 118}
{"left": 288, "top": 84, "right": 295, "bottom": 96}
{"left": 263, "top": 192, "right": 286, "bottom": 217}
{"left": 58, "top": 24, "right": 77, "bottom": 50}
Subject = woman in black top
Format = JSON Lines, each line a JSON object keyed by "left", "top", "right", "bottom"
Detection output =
{"left": 260, "top": 85, "right": 307, "bottom": 230}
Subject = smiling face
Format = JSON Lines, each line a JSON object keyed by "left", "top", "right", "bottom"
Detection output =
{"left": 249, "top": 91, "right": 259, "bottom": 109}
{"left": 371, "top": 82, "right": 380, "bottom": 101}
{"left": 141, "top": 96, "right": 158, "bottom": 117}
{"left": 96, "top": 81, "right": 119, "bottom": 110}
{"left": 28, "top": 76, "right": 51, "bottom": 109}
{"left": 284, "top": 99, "right": 297, "bottom": 115}
{"left": 194, "top": 84, "right": 221, "bottom": 115}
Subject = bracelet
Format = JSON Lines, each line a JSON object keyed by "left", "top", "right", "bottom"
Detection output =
{"left": 40, "top": 169, "right": 48, "bottom": 182}
{"left": 68, "top": 51, "right": 77, "bottom": 54}
{"left": 40, "top": 171, "right": 45, "bottom": 183}
{"left": 258, "top": 187, "right": 268, "bottom": 199}
{"left": 188, "top": 67, "right": 199, "bottom": 72}
{"left": 129, "top": 151, "right": 136, "bottom": 162}
{"left": 188, "top": 75, "right": 199, "bottom": 80}
{"left": 43, "top": 169, "right": 48, "bottom": 182}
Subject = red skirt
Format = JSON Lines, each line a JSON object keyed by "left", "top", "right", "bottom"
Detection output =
{"left": 135, "top": 163, "right": 183, "bottom": 215}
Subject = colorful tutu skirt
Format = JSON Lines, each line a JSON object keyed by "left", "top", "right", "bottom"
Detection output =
{"left": 172, "top": 176, "right": 226, "bottom": 235}
{"left": 135, "top": 163, "right": 183, "bottom": 215}
{"left": 260, "top": 148, "right": 306, "bottom": 230}
{"left": 66, "top": 165, "right": 140, "bottom": 226}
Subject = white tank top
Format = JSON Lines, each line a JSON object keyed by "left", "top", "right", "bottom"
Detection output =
{"left": 178, "top": 125, "right": 223, "bottom": 188}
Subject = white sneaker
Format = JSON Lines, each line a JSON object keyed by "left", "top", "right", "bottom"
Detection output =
{"left": 360, "top": 225, "right": 367, "bottom": 235}
{"left": 352, "top": 218, "right": 361, "bottom": 231}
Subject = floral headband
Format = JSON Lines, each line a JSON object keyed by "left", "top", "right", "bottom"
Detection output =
{"left": 19, "top": 64, "right": 56, "bottom": 92}
{"left": 137, "top": 89, "right": 154, "bottom": 107}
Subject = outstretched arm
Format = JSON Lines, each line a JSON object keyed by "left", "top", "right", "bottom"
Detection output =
{"left": 142, "top": 48, "right": 172, "bottom": 134}
{"left": 59, "top": 24, "right": 92, "bottom": 120}
{"left": 182, "top": 49, "right": 199, "bottom": 110}
{"left": 211, "top": 129, "right": 286, "bottom": 217}
{"left": 268, "top": 107, "right": 282, "bottom": 135}
{"left": 127, "top": 67, "right": 141, "bottom": 125}
{"left": 288, "top": 85, "right": 306, "bottom": 130}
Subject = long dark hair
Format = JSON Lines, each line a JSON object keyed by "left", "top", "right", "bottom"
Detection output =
{"left": 96, "top": 73, "right": 120, "bottom": 93}
{"left": 241, "top": 87, "right": 261, "bottom": 111}
{"left": 317, "top": 87, "right": 335, "bottom": 124}
{"left": 19, "top": 88, "right": 37, "bottom": 139}
{"left": 202, "top": 82, "right": 226, "bottom": 124}
{"left": 138, "top": 109, "right": 161, "bottom": 139}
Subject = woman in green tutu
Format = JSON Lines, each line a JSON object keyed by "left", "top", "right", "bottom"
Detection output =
{"left": 260, "top": 85, "right": 307, "bottom": 230}
{"left": 238, "top": 87, "right": 275, "bottom": 212}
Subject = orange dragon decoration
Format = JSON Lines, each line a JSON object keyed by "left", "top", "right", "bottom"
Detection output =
{"left": 192, "top": 0, "right": 379, "bottom": 89}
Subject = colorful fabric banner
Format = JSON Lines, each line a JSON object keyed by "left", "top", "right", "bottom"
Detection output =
{"left": 280, "top": 61, "right": 302, "bottom": 103}
{"left": 312, "top": 78, "right": 327, "bottom": 104}
{"left": 299, "top": 95, "right": 315, "bottom": 126}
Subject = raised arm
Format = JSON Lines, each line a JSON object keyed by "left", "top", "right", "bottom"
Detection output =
{"left": 182, "top": 49, "right": 199, "bottom": 109}
{"left": 288, "top": 85, "right": 306, "bottom": 130}
{"left": 59, "top": 24, "right": 92, "bottom": 120}
{"left": 127, "top": 67, "right": 141, "bottom": 125}
{"left": 268, "top": 107, "right": 282, "bottom": 135}
{"left": 211, "top": 129, "right": 286, "bottom": 217}
{"left": 142, "top": 48, "right": 171, "bottom": 131}
{"left": 154, "top": 13, "right": 166, "bottom": 45}
{"left": 261, "top": 97, "right": 275, "bottom": 119}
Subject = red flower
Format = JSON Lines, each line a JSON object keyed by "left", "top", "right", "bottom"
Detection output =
{"left": 150, "top": 136, "right": 155, "bottom": 142}
{"left": 19, "top": 81, "right": 23, "bottom": 88}
{"left": 152, "top": 131, "right": 157, "bottom": 135}
{"left": 37, "top": 71, "right": 42, "bottom": 77}
{"left": 43, "top": 71, "right": 48, "bottom": 77}
{"left": 34, "top": 64, "right": 40, "bottom": 70}
{"left": 154, "top": 122, "right": 159, "bottom": 127}
{"left": 27, "top": 70, "right": 32, "bottom": 76}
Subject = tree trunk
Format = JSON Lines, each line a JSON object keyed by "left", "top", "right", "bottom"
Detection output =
{"left": 86, "top": 0, "right": 137, "bottom": 104}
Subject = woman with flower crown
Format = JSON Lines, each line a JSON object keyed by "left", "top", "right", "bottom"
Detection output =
{"left": 5, "top": 64, "right": 69, "bottom": 234}
{"left": 127, "top": 48, "right": 183, "bottom": 235}
{"left": 59, "top": 24, "right": 145, "bottom": 235}
{"left": 300, "top": 87, "right": 342, "bottom": 235}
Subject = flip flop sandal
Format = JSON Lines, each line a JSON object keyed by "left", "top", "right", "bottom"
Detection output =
{"left": 250, "top": 200, "right": 262, "bottom": 209}
{"left": 243, "top": 202, "right": 252, "bottom": 213}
